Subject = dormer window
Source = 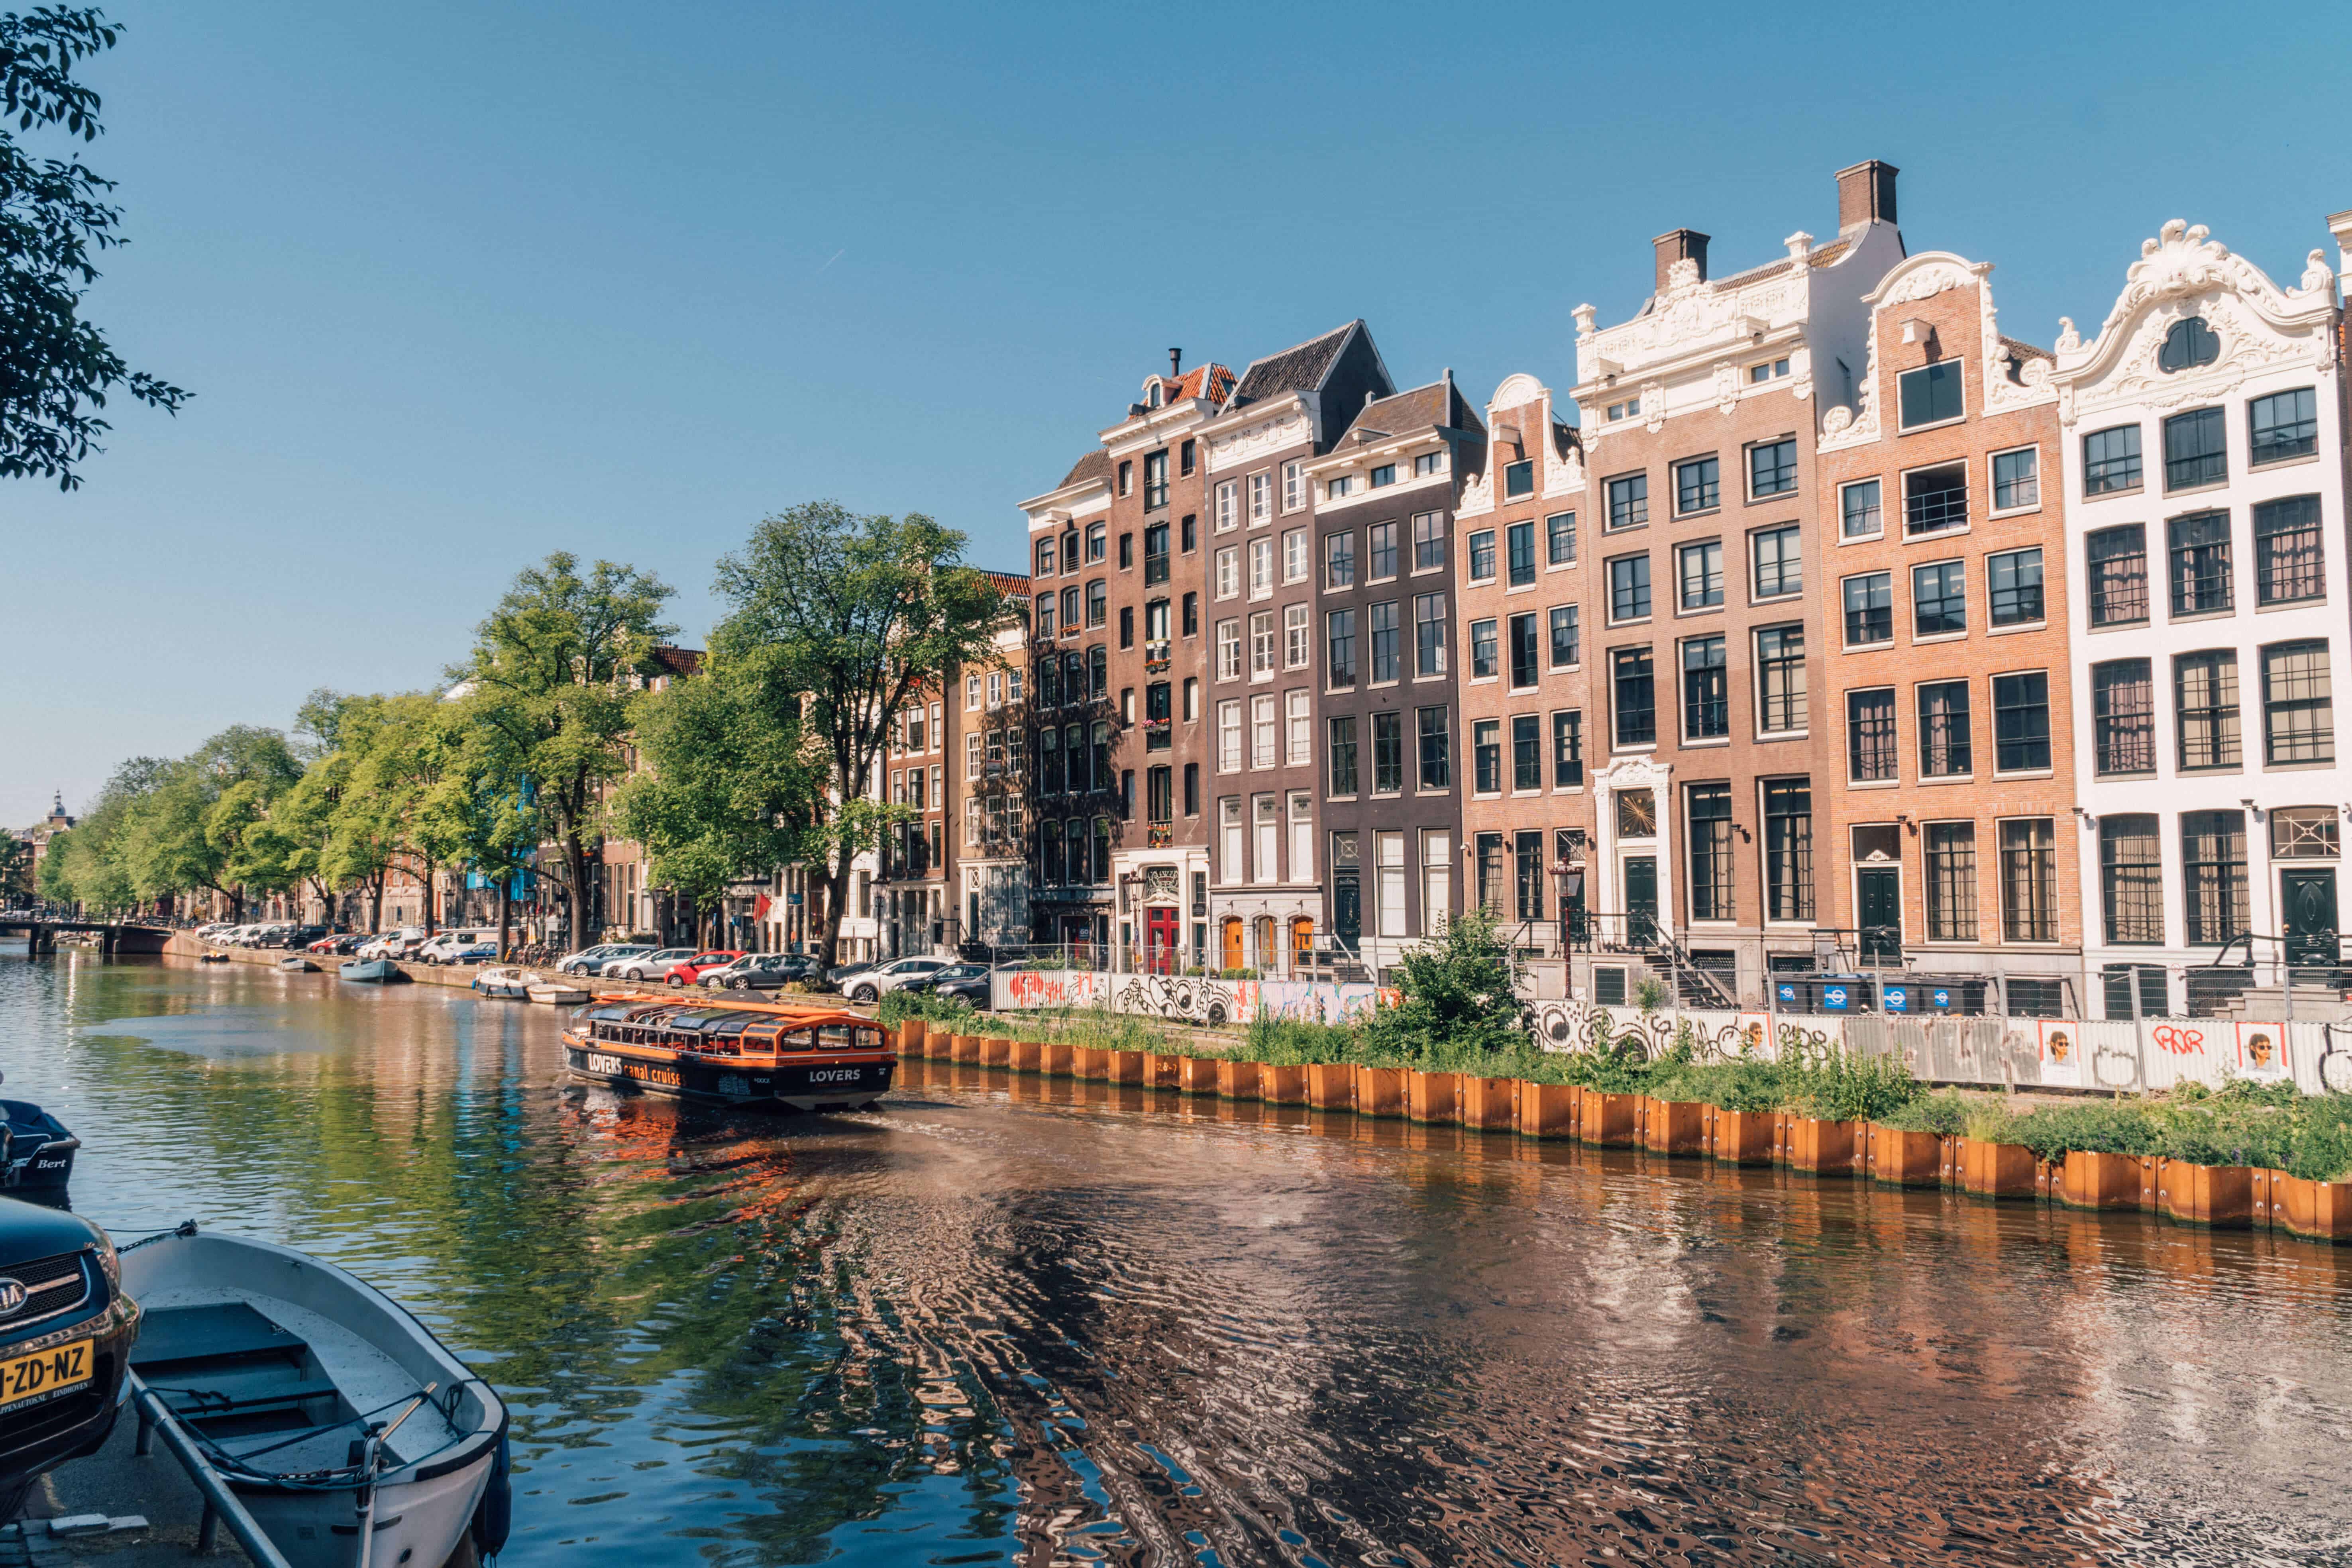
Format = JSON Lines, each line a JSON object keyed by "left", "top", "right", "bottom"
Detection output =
{"left": 1147, "top": 382, "right": 1164, "bottom": 409}
{"left": 1370, "top": 464, "right": 1396, "bottom": 489}
{"left": 2159, "top": 316, "right": 2220, "bottom": 373}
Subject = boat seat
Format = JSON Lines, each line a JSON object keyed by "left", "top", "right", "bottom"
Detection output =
{"left": 132, "top": 1302, "right": 310, "bottom": 1374}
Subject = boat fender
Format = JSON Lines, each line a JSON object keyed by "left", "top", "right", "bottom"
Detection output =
{"left": 471, "top": 1428, "right": 511, "bottom": 1560}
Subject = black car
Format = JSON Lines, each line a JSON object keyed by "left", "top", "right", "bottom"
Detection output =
{"left": 703, "top": 954, "right": 823, "bottom": 992}
{"left": 902, "top": 962, "right": 991, "bottom": 1009}
{"left": 0, "top": 1199, "right": 139, "bottom": 1519}
{"left": 281, "top": 925, "right": 330, "bottom": 950}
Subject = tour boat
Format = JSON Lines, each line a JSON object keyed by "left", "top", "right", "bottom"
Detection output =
{"left": 471, "top": 965, "right": 534, "bottom": 999}
{"left": 120, "top": 1225, "right": 511, "bottom": 1568}
{"left": 338, "top": 958, "right": 405, "bottom": 983}
{"left": 525, "top": 978, "right": 589, "bottom": 1005}
{"left": 0, "top": 1087, "right": 77, "bottom": 1191}
{"left": 562, "top": 996, "right": 896, "bottom": 1110}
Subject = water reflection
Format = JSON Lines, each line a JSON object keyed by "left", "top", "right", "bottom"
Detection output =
{"left": 2, "top": 951, "right": 2350, "bottom": 1564}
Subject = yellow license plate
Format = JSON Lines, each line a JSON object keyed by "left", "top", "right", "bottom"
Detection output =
{"left": 0, "top": 1340, "right": 90, "bottom": 1409}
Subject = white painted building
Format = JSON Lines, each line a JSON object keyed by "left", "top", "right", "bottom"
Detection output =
{"left": 2054, "top": 216, "right": 2352, "bottom": 1015}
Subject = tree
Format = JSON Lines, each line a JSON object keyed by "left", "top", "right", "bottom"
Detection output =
{"left": 39, "top": 755, "right": 167, "bottom": 914}
{"left": 0, "top": 6, "right": 188, "bottom": 488}
{"left": 709, "top": 502, "right": 1009, "bottom": 966}
{"left": 114, "top": 726, "right": 299, "bottom": 918}
{"left": 453, "top": 553, "right": 675, "bottom": 948}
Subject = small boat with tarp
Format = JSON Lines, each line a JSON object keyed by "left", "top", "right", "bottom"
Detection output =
{"left": 469, "top": 965, "right": 534, "bottom": 1000}
{"left": 338, "top": 959, "right": 405, "bottom": 984}
{"left": 0, "top": 1073, "right": 77, "bottom": 1191}
{"left": 561, "top": 997, "right": 895, "bottom": 1110}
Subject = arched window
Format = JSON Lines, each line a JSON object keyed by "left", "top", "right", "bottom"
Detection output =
{"left": 2159, "top": 316, "right": 2220, "bottom": 373}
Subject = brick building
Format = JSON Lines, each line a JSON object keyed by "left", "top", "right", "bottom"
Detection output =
{"left": 948, "top": 579, "right": 1035, "bottom": 950}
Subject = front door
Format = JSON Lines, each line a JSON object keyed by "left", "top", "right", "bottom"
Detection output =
{"left": 1221, "top": 918, "right": 1245, "bottom": 973}
{"left": 1145, "top": 908, "right": 1178, "bottom": 975}
{"left": 1333, "top": 871, "right": 1361, "bottom": 945}
{"left": 1857, "top": 869, "right": 1902, "bottom": 964}
{"left": 1624, "top": 856, "right": 1657, "bottom": 947}
{"left": 2282, "top": 869, "right": 2340, "bottom": 967}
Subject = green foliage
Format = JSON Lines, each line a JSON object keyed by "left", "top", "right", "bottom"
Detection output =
{"left": 1360, "top": 906, "right": 1528, "bottom": 1065}
{"left": 1632, "top": 976, "right": 1670, "bottom": 1013}
{"left": 1875, "top": 1091, "right": 1969, "bottom": 1135}
{"left": 0, "top": 6, "right": 190, "bottom": 489}
{"left": 1243, "top": 1014, "right": 1357, "bottom": 1065}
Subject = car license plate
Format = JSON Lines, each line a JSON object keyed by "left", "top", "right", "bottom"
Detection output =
{"left": 0, "top": 1340, "right": 91, "bottom": 1409}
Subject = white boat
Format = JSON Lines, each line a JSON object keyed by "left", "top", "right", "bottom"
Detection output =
{"left": 470, "top": 965, "right": 534, "bottom": 999}
{"left": 525, "top": 978, "right": 588, "bottom": 1005}
{"left": 120, "top": 1228, "right": 510, "bottom": 1568}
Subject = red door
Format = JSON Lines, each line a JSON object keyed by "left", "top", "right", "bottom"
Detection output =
{"left": 1145, "top": 909, "right": 1178, "bottom": 975}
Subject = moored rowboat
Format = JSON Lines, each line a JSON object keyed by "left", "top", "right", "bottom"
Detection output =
{"left": 338, "top": 959, "right": 405, "bottom": 984}
{"left": 525, "top": 979, "right": 588, "bottom": 1005}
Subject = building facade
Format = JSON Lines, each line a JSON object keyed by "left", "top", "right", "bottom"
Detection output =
{"left": 950, "top": 593, "right": 1035, "bottom": 951}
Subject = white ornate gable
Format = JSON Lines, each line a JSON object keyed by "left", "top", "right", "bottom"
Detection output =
{"left": 1820, "top": 250, "right": 2053, "bottom": 454}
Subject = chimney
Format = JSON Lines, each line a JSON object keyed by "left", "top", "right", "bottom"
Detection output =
{"left": 1653, "top": 229, "right": 1709, "bottom": 292}
{"left": 1835, "top": 159, "right": 1898, "bottom": 232}
{"left": 1169, "top": 347, "right": 1182, "bottom": 379}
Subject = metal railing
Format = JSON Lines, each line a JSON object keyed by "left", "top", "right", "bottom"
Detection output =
{"left": 131, "top": 1371, "right": 297, "bottom": 1568}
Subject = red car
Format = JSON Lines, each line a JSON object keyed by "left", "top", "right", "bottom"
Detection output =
{"left": 662, "top": 950, "right": 744, "bottom": 988}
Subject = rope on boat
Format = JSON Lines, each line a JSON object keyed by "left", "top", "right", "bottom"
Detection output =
{"left": 118, "top": 1219, "right": 199, "bottom": 1252}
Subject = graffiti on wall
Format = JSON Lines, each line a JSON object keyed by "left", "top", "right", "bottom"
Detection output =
{"left": 994, "top": 968, "right": 1386, "bottom": 1028}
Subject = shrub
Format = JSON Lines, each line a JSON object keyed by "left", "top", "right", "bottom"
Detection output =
{"left": 1360, "top": 907, "right": 1529, "bottom": 1066}
{"left": 1632, "top": 976, "right": 1671, "bottom": 1014}
{"left": 2004, "top": 1103, "right": 2161, "bottom": 1161}
{"left": 1875, "top": 1091, "right": 1967, "bottom": 1136}
{"left": 1793, "top": 1050, "right": 1922, "bottom": 1123}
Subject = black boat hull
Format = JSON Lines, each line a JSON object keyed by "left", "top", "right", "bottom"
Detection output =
{"left": 563, "top": 1045, "right": 894, "bottom": 1110}
{"left": 3, "top": 1139, "right": 74, "bottom": 1190}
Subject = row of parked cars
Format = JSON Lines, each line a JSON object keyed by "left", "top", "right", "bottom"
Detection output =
{"left": 196, "top": 920, "right": 331, "bottom": 950}
{"left": 552, "top": 944, "right": 991, "bottom": 1006}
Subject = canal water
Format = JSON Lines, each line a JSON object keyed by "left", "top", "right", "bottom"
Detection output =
{"left": 4, "top": 949, "right": 2352, "bottom": 1566}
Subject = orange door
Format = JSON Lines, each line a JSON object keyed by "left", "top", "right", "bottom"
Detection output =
{"left": 1292, "top": 917, "right": 1315, "bottom": 971}
{"left": 1221, "top": 918, "right": 1244, "bottom": 972}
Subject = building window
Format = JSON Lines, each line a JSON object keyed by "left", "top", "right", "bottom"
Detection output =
{"left": 2100, "top": 815, "right": 2164, "bottom": 946}
{"left": 1368, "top": 521, "right": 1398, "bottom": 580}
{"left": 1897, "top": 361, "right": 1963, "bottom": 428}
{"left": 1847, "top": 687, "right": 1898, "bottom": 781}
{"left": 1508, "top": 611, "right": 1539, "bottom": 689}
{"left": 1470, "top": 617, "right": 1498, "bottom": 679}
{"left": 1250, "top": 610, "right": 1275, "bottom": 677}
{"left": 2164, "top": 406, "right": 2227, "bottom": 491}
{"left": 1751, "top": 356, "right": 1791, "bottom": 383}
{"left": 2167, "top": 510, "right": 2232, "bottom": 615}
{"left": 1683, "top": 635, "right": 1728, "bottom": 740}
{"left": 1549, "top": 604, "right": 1579, "bottom": 669}
{"left": 1843, "top": 571, "right": 1893, "bottom": 646}
{"left": 1612, "top": 648, "right": 1656, "bottom": 748}
{"left": 1473, "top": 719, "right": 1501, "bottom": 793}
{"left": 1060, "top": 586, "right": 1081, "bottom": 634}
{"left": 1182, "top": 592, "right": 1198, "bottom": 637}
{"left": 2084, "top": 424, "right": 2143, "bottom": 495}
{"left": 1685, "top": 783, "right": 1734, "bottom": 921}
{"left": 1610, "top": 554, "right": 1652, "bottom": 622}
{"left": 1749, "top": 437, "right": 1797, "bottom": 498}
{"left": 1284, "top": 604, "right": 1310, "bottom": 669}
{"left": 1991, "top": 446, "right": 2039, "bottom": 511}
{"left": 1840, "top": 478, "right": 1883, "bottom": 539}
{"left": 1675, "top": 454, "right": 1720, "bottom": 515}
{"left": 1328, "top": 716, "right": 1358, "bottom": 795}
{"left": 1751, "top": 524, "right": 1800, "bottom": 600}
{"left": 2272, "top": 805, "right": 2340, "bottom": 860}
{"left": 1035, "top": 592, "right": 1056, "bottom": 638}
{"left": 1143, "top": 450, "right": 1169, "bottom": 510}
{"left": 1180, "top": 439, "right": 1196, "bottom": 477}
{"left": 1217, "top": 797, "right": 1241, "bottom": 880}
{"left": 2254, "top": 495, "right": 2325, "bottom": 604}
{"left": 1468, "top": 529, "right": 1496, "bottom": 582}
{"left": 1144, "top": 522, "right": 1170, "bottom": 585}
{"left": 1182, "top": 676, "right": 1196, "bottom": 720}
{"left": 2091, "top": 659, "right": 2155, "bottom": 775}
{"left": 1117, "top": 460, "right": 1133, "bottom": 497}
{"left": 1912, "top": 559, "right": 1967, "bottom": 638}
{"left": 1251, "top": 693, "right": 1276, "bottom": 768}
{"left": 1372, "top": 711, "right": 1403, "bottom": 793}
{"left": 1326, "top": 608, "right": 1357, "bottom": 687}
{"left": 1286, "top": 687, "right": 1311, "bottom": 764}
{"left": 1215, "top": 479, "right": 1238, "bottom": 531}
{"left": 1248, "top": 471, "right": 1271, "bottom": 523}
{"left": 2087, "top": 524, "right": 2148, "bottom": 626}
{"left": 1474, "top": 832, "right": 1504, "bottom": 915}
{"left": 1678, "top": 540, "right": 1724, "bottom": 609}
{"left": 1546, "top": 511, "right": 1576, "bottom": 565}
{"left": 2159, "top": 316, "right": 2220, "bottom": 373}
{"left": 1417, "top": 706, "right": 1450, "bottom": 789}
{"left": 1552, "top": 710, "right": 1583, "bottom": 787}
{"left": 1756, "top": 626, "right": 1805, "bottom": 734}
{"left": 1249, "top": 537, "right": 1274, "bottom": 598}
{"left": 1606, "top": 472, "right": 1648, "bottom": 530}
{"left": 2262, "top": 640, "right": 2334, "bottom": 765}
{"left": 1369, "top": 601, "right": 1399, "bottom": 682}
{"left": 1904, "top": 462, "right": 1967, "bottom": 536}
{"left": 1216, "top": 618, "right": 1241, "bottom": 681}
{"left": 1514, "top": 829, "right": 1545, "bottom": 919}
{"left": 1414, "top": 593, "right": 1447, "bottom": 675}
{"left": 1924, "top": 822, "right": 1977, "bottom": 942}
{"left": 1119, "top": 605, "right": 1134, "bottom": 649}
{"left": 1412, "top": 511, "right": 1445, "bottom": 571}
{"left": 1086, "top": 580, "right": 1107, "bottom": 627}
{"left": 1282, "top": 459, "right": 1304, "bottom": 510}
{"left": 1992, "top": 671, "right": 2051, "bottom": 772}
{"left": 2175, "top": 650, "right": 2241, "bottom": 770}
{"left": 1253, "top": 794, "right": 1278, "bottom": 883}
{"left": 1088, "top": 522, "right": 1106, "bottom": 561}
{"left": 1414, "top": 449, "right": 1446, "bottom": 477}
{"left": 1763, "top": 779, "right": 1814, "bottom": 921}
{"left": 1999, "top": 818, "right": 2057, "bottom": 942}
{"left": 1214, "top": 546, "right": 1239, "bottom": 600}
{"left": 1987, "top": 548, "right": 2043, "bottom": 626}
{"left": 1290, "top": 791, "right": 1314, "bottom": 881}
{"left": 1917, "top": 680, "right": 1971, "bottom": 777}
{"left": 1217, "top": 700, "right": 1241, "bottom": 773}
{"left": 1325, "top": 475, "right": 1355, "bottom": 501}
{"left": 2181, "top": 809, "right": 2249, "bottom": 946}
{"left": 1283, "top": 527, "right": 1308, "bottom": 583}
{"left": 1324, "top": 530, "right": 1355, "bottom": 589}
{"left": 1147, "top": 763, "right": 1172, "bottom": 823}
{"left": 1504, "top": 459, "right": 1534, "bottom": 498}
{"left": 2251, "top": 387, "right": 2318, "bottom": 465}
{"left": 1507, "top": 520, "right": 1537, "bottom": 586}
{"left": 1145, "top": 681, "right": 1171, "bottom": 747}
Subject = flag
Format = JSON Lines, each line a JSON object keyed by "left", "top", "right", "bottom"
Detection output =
{"left": 754, "top": 893, "right": 772, "bottom": 920}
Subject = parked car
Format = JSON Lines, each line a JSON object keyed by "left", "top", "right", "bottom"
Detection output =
{"left": 556, "top": 944, "right": 656, "bottom": 977}
{"left": 281, "top": 925, "right": 330, "bottom": 950}
{"left": 604, "top": 947, "right": 698, "bottom": 982}
{"left": 902, "top": 961, "right": 991, "bottom": 1009}
{"left": 357, "top": 927, "right": 427, "bottom": 962}
{"left": 416, "top": 930, "right": 497, "bottom": 966}
{"left": 839, "top": 956, "right": 953, "bottom": 1005}
{"left": 700, "top": 953, "right": 822, "bottom": 992}
{"left": 661, "top": 950, "right": 744, "bottom": 988}
{"left": 307, "top": 932, "right": 363, "bottom": 955}
{"left": 825, "top": 960, "right": 875, "bottom": 988}
{"left": 0, "top": 1197, "right": 141, "bottom": 1521}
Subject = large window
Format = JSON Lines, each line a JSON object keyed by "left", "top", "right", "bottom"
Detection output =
{"left": 1507, "top": 520, "right": 1537, "bottom": 586}
{"left": 1610, "top": 554, "right": 1652, "bottom": 622}
{"left": 1416, "top": 706, "right": 1450, "bottom": 789}
{"left": 2181, "top": 809, "right": 2249, "bottom": 946}
{"left": 1217, "top": 700, "right": 1242, "bottom": 773}
{"left": 1988, "top": 548, "right": 2043, "bottom": 626}
{"left": 1991, "top": 446, "right": 2039, "bottom": 511}
{"left": 1844, "top": 571, "right": 1893, "bottom": 646}
{"left": 1086, "top": 579, "right": 1107, "bottom": 626}
{"left": 1508, "top": 612, "right": 1539, "bottom": 689}
{"left": 1749, "top": 437, "right": 1797, "bottom": 498}
{"left": 1913, "top": 560, "right": 1967, "bottom": 637}
{"left": 1249, "top": 537, "right": 1274, "bottom": 598}
{"left": 1414, "top": 593, "right": 1447, "bottom": 675}
{"left": 1683, "top": 636, "right": 1728, "bottom": 740}
{"left": 1251, "top": 693, "right": 1276, "bottom": 768}
{"left": 1412, "top": 512, "right": 1445, "bottom": 571}
{"left": 1472, "top": 719, "right": 1501, "bottom": 793}
{"left": 2262, "top": 639, "right": 2334, "bottom": 764}
{"left": 1286, "top": 688, "right": 1311, "bottom": 764}
{"left": 2168, "top": 511, "right": 2232, "bottom": 614}
{"left": 1687, "top": 783, "right": 1734, "bottom": 921}
{"left": 1145, "top": 522, "right": 1170, "bottom": 585}
{"left": 1372, "top": 711, "right": 1403, "bottom": 793}
{"left": 1552, "top": 710, "right": 1582, "bottom": 787}
{"left": 1216, "top": 618, "right": 1241, "bottom": 681}
{"left": 1999, "top": 818, "right": 2058, "bottom": 943}
{"left": 1326, "top": 608, "right": 1357, "bottom": 687}
{"left": 2084, "top": 424, "right": 2143, "bottom": 495}
{"left": 2087, "top": 524, "right": 2148, "bottom": 626}
{"left": 1469, "top": 618, "right": 1498, "bottom": 680}
{"left": 2160, "top": 316, "right": 2220, "bottom": 372}
{"left": 1917, "top": 680, "right": 1971, "bottom": 777}
{"left": 1249, "top": 610, "right": 1275, "bottom": 677}
{"left": 1512, "top": 714, "right": 1541, "bottom": 791}
{"left": 1679, "top": 540, "right": 1724, "bottom": 609}
{"left": 1752, "top": 524, "right": 1801, "bottom": 599}
{"left": 1549, "top": 605, "right": 1579, "bottom": 669}
{"left": 1897, "top": 361, "right": 1963, "bottom": 428}
{"left": 1904, "top": 462, "right": 1967, "bottom": 536}
{"left": 1546, "top": 511, "right": 1576, "bottom": 565}
{"left": 1924, "top": 822, "right": 1977, "bottom": 942}
{"left": 1763, "top": 779, "right": 1814, "bottom": 921}
{"left": 1514, "top": 830, "right": 1545, "bottom": 918}
{"left": 1504, "top": 459, "right": 1534, "bottom": 499}
{"left": 2254, "top": 495, "right": 2324, "bottom": 604}
{"left": 1841, "top": 478, "right": 1882, "bottom": 539}
{"left": 2100, "top": 815, "right": 2164, "bottom": 946}
{"left": 1606, "top": 472, "right": 1648, "bottom": 530}
{"left": 2175, "top": 650, "right": 2241, "bottom": 769}
{"left": 2091, "top": 659, "right": 2155, "bottom": 775}
{"left": 2251, "top": 387, "right": 2317, "bottom": 465}
{"left": 1323, "top": 530, "right": 1355, "bottom": 589}
{"left": 1368, "top": 521, "right": 1398, "bottom": 580}
{"left": 1757, "top": 626, "right": 1805, "bottom": 733}
{"left": 1467, "top": 529, "right": 1496, "bottom": 583}
{"left": 1847, "top": 687, "right": 1898, "bottom": 781}
{"left": 1327, "top": 716, "right": 1357, "bottom": 795}
{"left": 1675, "top": 455, "right": 1720, "bottom": 515}
{"left": 1992, "top": 672, "right": 2051, "bottom": 771}
{"left": 1369, "top": 601, "right": 1399, "bottom": 682}
{"left": 2164, "top": 406, "right": 2227, "bottom": 491}
{"left": 1612, "top": 648, "right": 1656, "bottom": 747}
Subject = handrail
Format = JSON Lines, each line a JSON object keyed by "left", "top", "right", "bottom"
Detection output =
{"left": 129, "top": 1370, "right": 298, "bottom": 1568}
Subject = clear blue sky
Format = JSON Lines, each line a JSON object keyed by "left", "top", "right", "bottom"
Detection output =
{"left": 9, "top": 0, "right": 2347, "bottom": 825}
